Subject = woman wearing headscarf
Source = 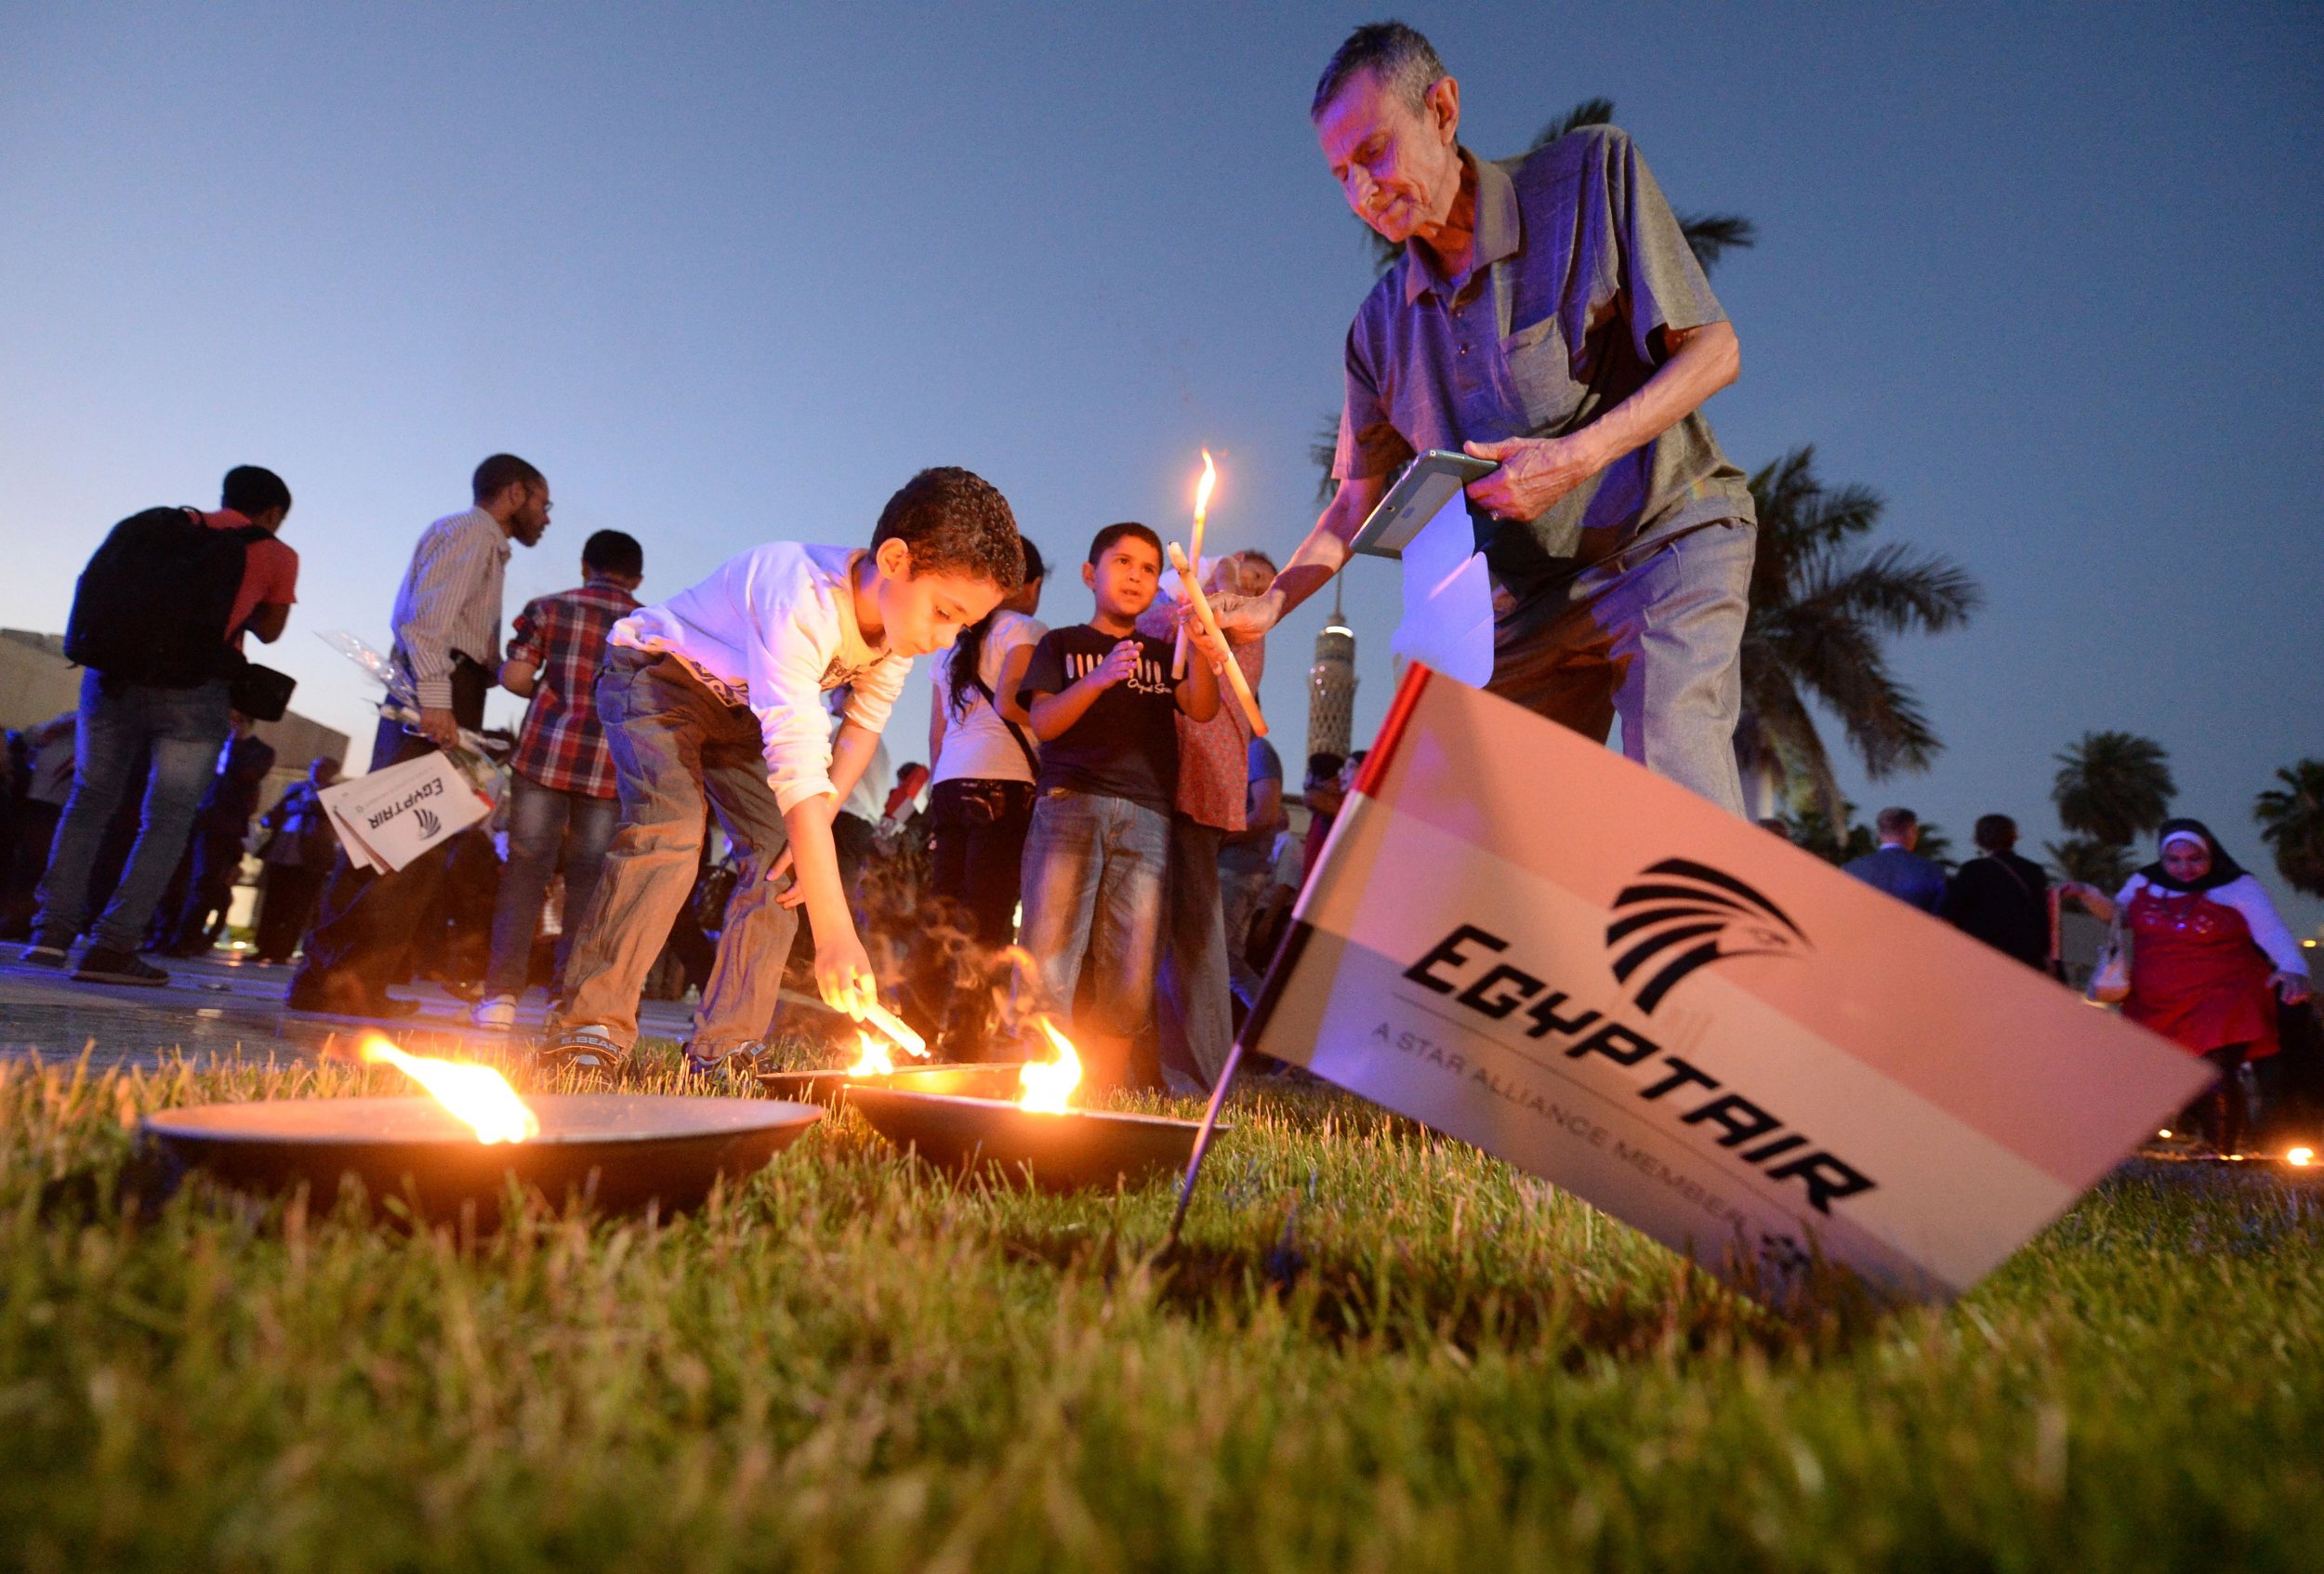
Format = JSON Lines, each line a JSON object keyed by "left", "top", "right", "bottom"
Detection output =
{"left": 2065, "top": 820, "right": 2313, "bottom": 1153}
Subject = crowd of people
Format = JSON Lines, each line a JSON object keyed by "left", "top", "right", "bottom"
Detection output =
{"left": 5, "top": 450, "right": 2317, "bottom": 1137}
{"left": 1828, "top": 804, "right": 2317, "bottom": 1155}
{"left": 0, "top": 453, "right": 1324, "bottom": 1095}
{"left": 5, "top": 22, "right": 2317, "bottom": 1131}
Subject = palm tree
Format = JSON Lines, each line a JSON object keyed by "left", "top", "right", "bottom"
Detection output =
{"left": 1780, "top": 800, "right": 1874, "bottom": 866}
{"left": 2045, "top": 835, "right": 2135, "bottom": 891}
{"left": 2254, "top": 760, "right": 2324, "bottom": 898}
{"left": 2052, "top": 732, "right": 2175, "bottom": 849}
{"left": 1779, "top": 800, "right": 1953, "bottom": 868}
{"left": 1363, "top": 98, "right": 1756, "bottom": 276}
{"left": 1733, "top": 448, "right": 1982, "bottom": 824}
{"left": 1309, "top": 414, "right": 1342, "bottom": 507}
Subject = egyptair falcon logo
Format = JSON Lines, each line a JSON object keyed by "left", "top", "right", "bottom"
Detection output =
{"left": 1605, "top": 858, "right": 1809, "bottom": 1012}
{"left": 414, "top": 806, "right": 441, "bottom": 839}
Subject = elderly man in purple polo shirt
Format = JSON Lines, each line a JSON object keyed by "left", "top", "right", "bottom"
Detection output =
{"left": 1218, "top": 22, "right": 1758, "bottom": 813}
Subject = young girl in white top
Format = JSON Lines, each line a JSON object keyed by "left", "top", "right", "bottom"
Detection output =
{"left": 922, "top": 539, "right": 1048, "bottom": 1058}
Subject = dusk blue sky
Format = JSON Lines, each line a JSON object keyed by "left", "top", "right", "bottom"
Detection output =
{"left": 4, "top": 4, "right": 2318, "bottom": 925}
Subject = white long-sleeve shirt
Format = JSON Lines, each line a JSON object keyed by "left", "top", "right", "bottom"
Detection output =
{"left": 2111, "top": 872, "right": 2311, "bottom": 976}
{"left": 390, "top": 507, "right": 511, "bottom": 713}
{"left": 609, "top": 542, "right": 910, "bottom": 813}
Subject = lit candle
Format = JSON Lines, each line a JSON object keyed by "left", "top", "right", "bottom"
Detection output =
{"left": 1172, "top": 450, "right": 1217, "bottom": 679}
{"left": 1168, "top": 542, "right": 1267, "bottom": 736}
{"left": 858, "top": 999, "right": 927, "bottom": 1060}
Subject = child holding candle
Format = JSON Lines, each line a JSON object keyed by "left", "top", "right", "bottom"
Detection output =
{"left": 1015, "top": 522, "right": 1224, "bottom": 1090}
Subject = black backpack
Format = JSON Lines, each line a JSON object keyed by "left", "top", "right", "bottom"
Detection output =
{"left": 63, "top": 507, "right": 263, "bottom": 689}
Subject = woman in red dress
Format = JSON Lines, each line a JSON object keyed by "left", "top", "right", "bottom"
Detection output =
{"left": 2067, "top": 820, "right": 2312, "bottom": 1154}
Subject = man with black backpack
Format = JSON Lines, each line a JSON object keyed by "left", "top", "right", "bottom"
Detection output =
{"left": 21, "top": 466, "right": 297, "bottom": 985}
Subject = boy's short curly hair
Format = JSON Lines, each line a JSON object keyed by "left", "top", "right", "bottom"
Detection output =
{"left": 871, "top": 467, "right": 1023, "bottom": 591}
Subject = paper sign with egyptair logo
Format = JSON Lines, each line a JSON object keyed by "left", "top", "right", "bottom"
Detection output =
{"left": 319, "top": 750, "right": 491, "bottom": 874}
{"left": 1243, "top": 667, "right": 2212, "bottom": 1303}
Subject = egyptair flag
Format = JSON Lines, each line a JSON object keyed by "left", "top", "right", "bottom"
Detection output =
{"left": 1239, "top": 666, "right": 2211, "bottom": 1303}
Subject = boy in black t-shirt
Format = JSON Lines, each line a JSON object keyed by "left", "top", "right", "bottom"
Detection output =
{"left": 1015, "top": 522, "right": 1221, "bottom": 1089}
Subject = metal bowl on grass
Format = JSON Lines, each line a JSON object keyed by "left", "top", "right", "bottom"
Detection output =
{"left": 141, "top": 1093, "right": 824, "bottom": 1221}
{"left": 846, "top": 1086, "right": 1220, "bottom": 1192}
{"left": 756, "top": 1062, "right": 1029, "bottom": 1105}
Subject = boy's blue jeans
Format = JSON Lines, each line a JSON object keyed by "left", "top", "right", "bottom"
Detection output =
{"left": 1017, "top": 787, "right": 1169, "bottom": 1086}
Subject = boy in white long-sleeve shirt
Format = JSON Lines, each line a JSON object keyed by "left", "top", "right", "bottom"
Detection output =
{"left": 544, "top": 468, "right": 1023, "bottom": 1077}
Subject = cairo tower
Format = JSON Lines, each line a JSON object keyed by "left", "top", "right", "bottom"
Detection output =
{"left": 1306, "top": 580, "right": 1357, "bottom": 761}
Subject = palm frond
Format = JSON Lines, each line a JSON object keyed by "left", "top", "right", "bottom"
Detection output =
{"left": 1736, "top": 442, "right": 1981, "bottom": 804}
{"left": 1310, "top": 412, "right": 1343, "bottom": 507}
{"left": 1756, "top": 598, "right": 1943, "bottom": 778}
{"left": 1530, "top": 98, "right": 1616, "bottom": 151}
{"left": 2052, "top": 732, "right": 2175, "bottom": 845}
{"left": 1677, "top": 212, "right": 1757, "bottom": 276}
{"left": 2253, "top": 759, "right": 2324, "bottom": 898}
{"left": 1797, "top": 543, "right": 1983, "bottom": 637}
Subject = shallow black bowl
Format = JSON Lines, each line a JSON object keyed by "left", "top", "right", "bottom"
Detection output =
{"left": 756, "top": 1062, "right": 1028, "bottom": 1105}
{"left": 141, "top": 1093, "right": 823, "bottom": 1220}
{"left": 846, "top": 1087, "right": 1218, "bottom": 1192}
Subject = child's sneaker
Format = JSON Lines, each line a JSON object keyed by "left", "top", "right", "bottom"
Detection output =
{"left": 470, "top": 994, "right": 519, "bottom": 1030}
{"left": 682, "top": 1041, "right": 763, "bottom": 1085}
{"left": 536, "top": 1025, "right": 627, "bottom": 1082}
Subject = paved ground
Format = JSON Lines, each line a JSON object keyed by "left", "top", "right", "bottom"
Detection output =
{"left": 0, "top": 947, "right": 847, "bottom": 1071}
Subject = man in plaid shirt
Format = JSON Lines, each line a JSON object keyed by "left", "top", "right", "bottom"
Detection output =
{"left": 472, "top": 529, "right": 644, "bottom": 1028}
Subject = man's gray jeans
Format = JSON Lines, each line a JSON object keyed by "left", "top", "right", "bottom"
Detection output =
{"left": 1486, "top": 520, "right": 1753, "bottom": 815}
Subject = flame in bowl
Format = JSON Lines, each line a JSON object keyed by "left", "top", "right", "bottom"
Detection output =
{"left": 846, "top": 1029, "right": 897, "bottom": 1078}
{"left": 361, "top": 1035, "right": 540, "bottom": 1144}
{"left": 1018, "top": 1017, "right": 1083, "bottom": 1114}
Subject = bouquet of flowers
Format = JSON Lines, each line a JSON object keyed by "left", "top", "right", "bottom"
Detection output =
{"left": 316, "top": 630, "right": 509, "bottom": 806}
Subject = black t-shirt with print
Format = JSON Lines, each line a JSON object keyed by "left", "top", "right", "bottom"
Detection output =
{"left": 1016, "top": 624, "right": 1179, "bottom": 809}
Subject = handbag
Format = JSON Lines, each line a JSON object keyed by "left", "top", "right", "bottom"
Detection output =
{"left": 2086, "top": 909, "right": 2132, "bottom": 1004}
{"left": 230, "top": 660, "right": 297, "bottom": 721}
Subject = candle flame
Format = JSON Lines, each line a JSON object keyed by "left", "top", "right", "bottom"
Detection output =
{"left": 846, "top": 1029, "right": 896, "bottom": 1078}
{"left": 1194, "top": 448, "right": 1217, "bottom": 528}
{"left": 1018, "top": 1016, "right": 1083, "bottom": 1114}
{"left": 2290, "top": 1145, "right": 2315, "bottom": 1169}
{"left": 361, "top": 1035, "right": 539, "bottom": 1144}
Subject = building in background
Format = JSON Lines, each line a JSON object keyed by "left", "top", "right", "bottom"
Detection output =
{"left": 1, "top": 628, "right": 348, "bottom": 828}
{"left": 1306, "top": 583, "right": 1356, "bottom": 762}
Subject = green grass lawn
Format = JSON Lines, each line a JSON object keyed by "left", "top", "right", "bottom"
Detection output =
{"left": 3, "top": 1046, "right": 2320, "bottom": 1572}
